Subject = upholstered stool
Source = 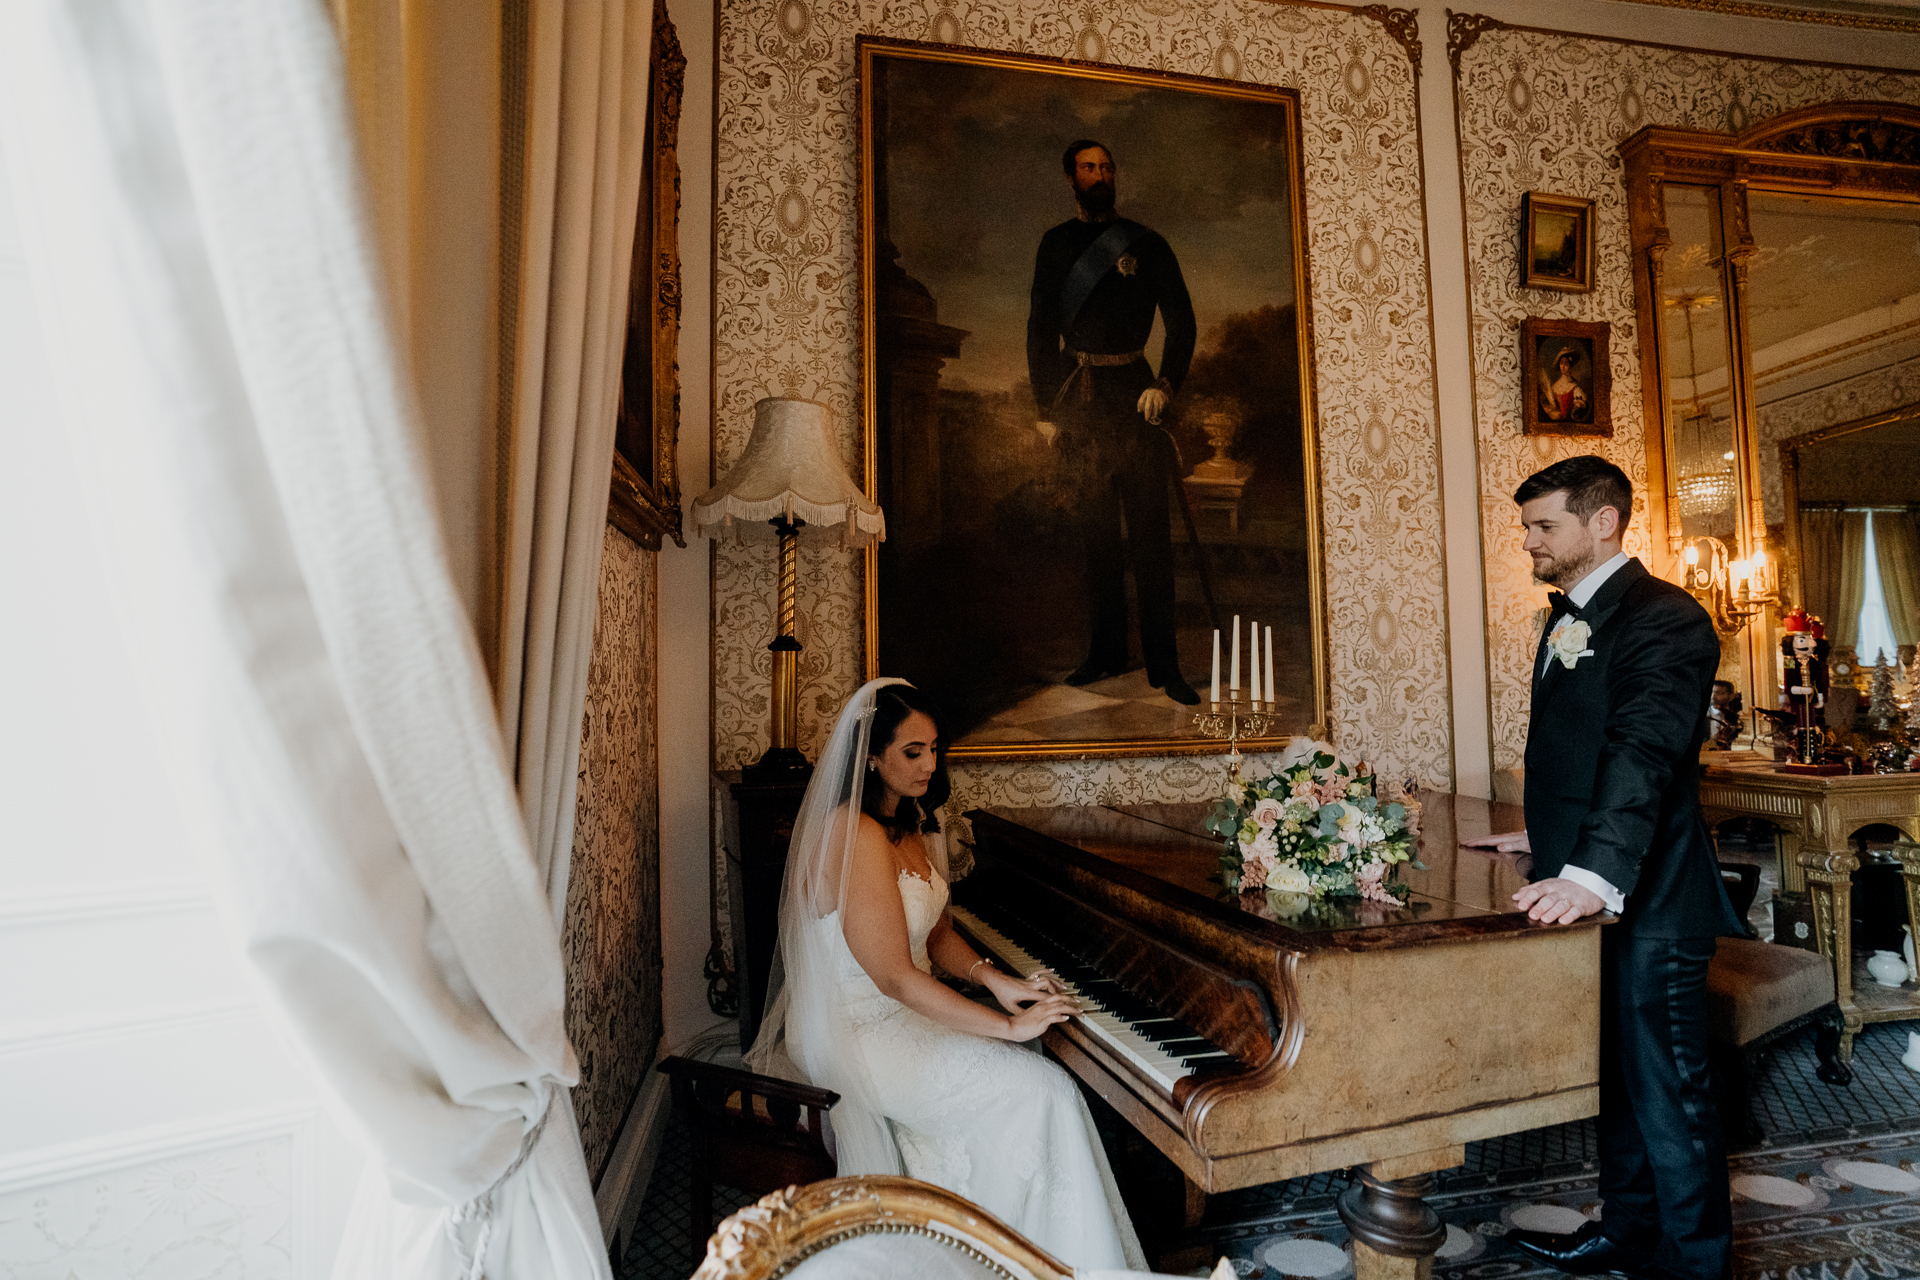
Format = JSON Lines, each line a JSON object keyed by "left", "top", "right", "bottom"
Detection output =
{"left": 1704, "top": 935, "right": 1851, "bottom": 1143}
{"left": 659, "top": 1056, "right": 839, "bottom": 1269}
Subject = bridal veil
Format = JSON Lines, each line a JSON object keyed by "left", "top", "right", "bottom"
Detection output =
{"left": 744, "top": 676, "right": 948, "bottom": 1175}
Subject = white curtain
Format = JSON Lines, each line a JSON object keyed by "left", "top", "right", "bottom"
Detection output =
{"left": 501, "top": 0, "right": 653, "bottom": 922}
{"left": 1833, "top": 511, "right": 1870, "bottom": 651}
{"left": 1875, "top": 511, "right": 1920, "bottom": 648}
{"left": 0, "top": 2, "right": 631, "bottom": 1276}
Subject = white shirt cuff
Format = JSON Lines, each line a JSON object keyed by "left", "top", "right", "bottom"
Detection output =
{"left": 1558, "top": 864, "right": 1624, "bottom": 914}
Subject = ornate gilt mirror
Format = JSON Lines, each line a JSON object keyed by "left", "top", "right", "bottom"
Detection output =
{"left": 1622, "top": 104, "right": 1920, "bottom": 723}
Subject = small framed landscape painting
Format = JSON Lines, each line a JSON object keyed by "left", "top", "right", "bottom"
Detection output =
{"left": 1519, "top": 191, "right": 1595, "bottom": 294}
{"left": 1521, "top": 317, "right": 1611, "bottom": 438}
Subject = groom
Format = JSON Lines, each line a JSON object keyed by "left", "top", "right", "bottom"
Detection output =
{"left": 1466, "top": 455, "right": 1741, "bottom": 1280}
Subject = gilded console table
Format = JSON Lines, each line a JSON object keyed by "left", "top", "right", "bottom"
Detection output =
{"left": 1700, "top": 759, "right": 1920, "bottom": 1059}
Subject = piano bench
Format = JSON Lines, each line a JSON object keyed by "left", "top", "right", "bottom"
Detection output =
{"left": 658, "top": 1056, "right": 840, "bottom": 1270}
{"left": 1704, "top": 937, "right": 1852, "bottom": 1145}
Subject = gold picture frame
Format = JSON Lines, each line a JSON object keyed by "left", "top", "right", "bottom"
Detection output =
{"left": 1520, "top": 191, "right": 1595, "bottom": 294}
{"left": 609, "top": 0, "right": 687, "bottom": 550}
{"left": 1520, "top": 316, "right": 1611, "bottom": 437}
{"left": 856, "top": 38, "right": 1329, "bottom": 760}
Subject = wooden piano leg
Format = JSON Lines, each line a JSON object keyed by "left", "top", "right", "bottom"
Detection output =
{"left": 1339, "top": 1166, "right": 1446, "bottom": 1280}
{"left": 1182, "top": 1173, "right": 1207, "bottom": 1230}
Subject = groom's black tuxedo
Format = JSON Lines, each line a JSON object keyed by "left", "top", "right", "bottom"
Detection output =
{"left": 1523, "top": 557, "right": 1741, "bottom": 1279}
{"left": 1523, "top": 558, "right": 1743, "bottom": 941}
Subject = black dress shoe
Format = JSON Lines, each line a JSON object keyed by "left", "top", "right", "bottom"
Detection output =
{"left": 1506, "top": 1221, "right": 1654, "bottom": 1276}
{"left": 1065, "top": 659, "right": 1126, "bottom": 686}
{"left": 1156, "top": 676, "right": 1201, "bottom": 706}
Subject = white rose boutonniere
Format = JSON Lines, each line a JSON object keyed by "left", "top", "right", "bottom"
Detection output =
{"left": 1548, "top": 616, "right": 1595, "bottom": 669}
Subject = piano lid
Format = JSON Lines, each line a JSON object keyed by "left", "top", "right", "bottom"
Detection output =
{"left": 969, "top": 791, "right": 1597, "bottom": 954}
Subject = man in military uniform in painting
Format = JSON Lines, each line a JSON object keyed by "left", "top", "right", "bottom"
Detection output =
{"left": 1028, "top": 139, "right": 1200, "bottom": 706}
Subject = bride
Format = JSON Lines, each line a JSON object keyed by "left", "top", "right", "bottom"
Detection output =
{"left": 747, "top": 677, "right": 1146, "bottom": 1270}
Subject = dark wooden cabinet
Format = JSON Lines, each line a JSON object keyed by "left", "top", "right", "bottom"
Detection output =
{"left": 716, "top": 770, "right": 808, "bottom": 1050}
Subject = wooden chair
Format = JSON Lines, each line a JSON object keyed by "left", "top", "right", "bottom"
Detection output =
{"left": 658, "top": 1056, "right": 839, "bottom": 1269}
{"left": 1704, "top": 861, "right": 1852, "bottom": 1144}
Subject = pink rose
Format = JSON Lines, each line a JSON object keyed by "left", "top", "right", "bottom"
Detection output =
{"left": 1290, "top": 776, "right": 1317, "bottom": 801}
{"left": 1251, "top": 797, "right": 1284, "bottom": 828}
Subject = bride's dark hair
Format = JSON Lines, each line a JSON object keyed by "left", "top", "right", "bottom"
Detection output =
{"left": 863, "top": 683, "right": 950, "bottom": 843}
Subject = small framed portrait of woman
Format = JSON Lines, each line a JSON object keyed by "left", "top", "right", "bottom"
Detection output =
{"left": 1519, "top": 191, "right": 1595, "bottom": 293}
{"left": 1520, "top": 317, "right": 1611, "bottom": 437}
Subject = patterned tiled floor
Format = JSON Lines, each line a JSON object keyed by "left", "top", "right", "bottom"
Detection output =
{"left": 615, "top": 1021, "right": 1920, "bottom": 1278}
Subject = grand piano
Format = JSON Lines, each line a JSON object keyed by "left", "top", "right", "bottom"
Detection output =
{"left": 951, "top": 793, "right": 1608, "bottom": 1277}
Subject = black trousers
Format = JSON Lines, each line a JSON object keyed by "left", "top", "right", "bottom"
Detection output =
{"left": 1597, "top": 930, "right": 1730, "bottom": 1279}
{"left": 1056, "top": 365, "right": 1181, "bottom": 684}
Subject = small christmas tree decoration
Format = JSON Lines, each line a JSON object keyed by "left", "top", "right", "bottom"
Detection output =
{"left": 1907, "top": 652, "right": 1920, "bottom": 740}
{"left": 1869, "top": 651, "right": 1898, "bottom": 732}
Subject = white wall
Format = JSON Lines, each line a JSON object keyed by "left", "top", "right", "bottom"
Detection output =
{"left": 657, "top": 0, "right": 728, "bottom": 1055}
{"left": 0, "top": 135, "right": 361, "bottom": 1280}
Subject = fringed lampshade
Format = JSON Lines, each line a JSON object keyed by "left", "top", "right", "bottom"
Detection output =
{"left": 692, "top": 398, "right": 885, "bottom": 779}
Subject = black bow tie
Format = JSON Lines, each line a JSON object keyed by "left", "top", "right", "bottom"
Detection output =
{"left": 1548, "top": 592, "right": 1580, "bottom": 619}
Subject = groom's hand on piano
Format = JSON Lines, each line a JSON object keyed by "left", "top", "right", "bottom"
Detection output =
{"left": 1004, "top": 993, "right": 1083, "bottom": 1042}
{"left": 1513, "top": 877, "right": 1604, "bottom": 925}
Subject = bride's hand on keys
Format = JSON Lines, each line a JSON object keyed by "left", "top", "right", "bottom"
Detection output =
{"left": 1003, "top": 993, "right": 1081, "bottom": 1042}
{"left": 983, "top": 966, "right": 1070, "bottom": 1015}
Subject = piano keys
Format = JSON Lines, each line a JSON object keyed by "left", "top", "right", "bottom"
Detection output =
{"left": 950, "top": 794, "right": 1609, "bottom": 1275}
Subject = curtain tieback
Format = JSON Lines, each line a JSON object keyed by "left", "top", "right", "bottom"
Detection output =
{"left": 446, "top": 1083, "right": 556, "bottom": 1280}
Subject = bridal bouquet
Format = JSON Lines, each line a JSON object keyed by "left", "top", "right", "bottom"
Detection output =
{"left": 1205, "top": 742, "right": 1422, "bottom": 904}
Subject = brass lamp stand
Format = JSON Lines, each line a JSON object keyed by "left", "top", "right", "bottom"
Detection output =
{"left": 757, "top": 515, "right": 808, "bottom": 779}
{"left": 691, "top": 398, "right": 886, "bottom": 782}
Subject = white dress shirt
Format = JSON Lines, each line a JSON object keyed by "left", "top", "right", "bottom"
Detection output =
{"left": 1541, "top": 550, "right": 1631, "bottom": 913}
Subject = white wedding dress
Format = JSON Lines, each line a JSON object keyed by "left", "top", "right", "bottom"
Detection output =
{"left": 827, "top": 865, "right": 1146, "bottom": 1271}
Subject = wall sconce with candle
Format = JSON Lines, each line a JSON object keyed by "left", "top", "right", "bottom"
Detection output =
{"left": 1680, "top": 534, "right": 1776, "bottom": 637}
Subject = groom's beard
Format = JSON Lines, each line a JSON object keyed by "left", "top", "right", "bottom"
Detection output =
{"left": 1534, "top": 542, "right": 1598, "bottom": 590}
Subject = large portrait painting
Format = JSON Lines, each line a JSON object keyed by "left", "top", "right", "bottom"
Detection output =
{"left": 858, "top": 40, "right": 1326, "bottom": 759}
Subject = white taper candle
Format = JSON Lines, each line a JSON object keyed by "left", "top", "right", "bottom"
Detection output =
{"left": 1229, "top": 615, "right": 1240, "bottom": 692}
{"left": 1248, "top": 619, "right": 1261, "bottom": 703}
{"left": 1211, "top": 630, "right": 1221, "bottom": 703}
{"left": 1264, "top": 626, "right": 1275, "bottom": 709}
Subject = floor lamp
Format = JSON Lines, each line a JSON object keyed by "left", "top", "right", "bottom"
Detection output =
{"left": 692, "top": 397, "right": 885, "bottom": 782}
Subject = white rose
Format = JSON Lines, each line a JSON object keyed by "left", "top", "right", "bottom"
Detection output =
{"left": 1270, "top": 863, "right": 1312, "bottom": 895}
{"left": 1548, "top": 617, "right": 1595, "bottom": 670}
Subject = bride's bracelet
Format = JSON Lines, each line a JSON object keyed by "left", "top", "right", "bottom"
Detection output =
{"left": 966, "top": 958, "right": 990, "bottom": 984}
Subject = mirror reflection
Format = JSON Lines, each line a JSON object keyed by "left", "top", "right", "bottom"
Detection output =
{"left": 1663, "top": 186, "right": 1740, "bottom": 544}
{"left": 1750, "top": 194, "right": 1920, "bottom": 689}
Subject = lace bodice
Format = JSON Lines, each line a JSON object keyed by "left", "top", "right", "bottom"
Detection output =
{"left": 834, "top": 868, "right": 948, "bottom": 1026}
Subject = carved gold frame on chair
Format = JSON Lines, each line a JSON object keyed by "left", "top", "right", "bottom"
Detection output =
{"left": 608, "top": 0, "right": 687, "bottom": 550}
{"left": 1621, "top": 102, "right": 1920, "bottom": 709}
{"left": 854, "top": 37, "right": 1329, "bottom": 761}
{"left": 693, "top": 1176, "right": 1073, "bottom": 1280}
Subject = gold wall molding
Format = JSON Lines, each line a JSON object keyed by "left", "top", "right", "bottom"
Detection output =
{"left": 1452, "top": 24, "right": 1920, "bottom": 771}
{"left": 1602, "top": 0, "right": 1920, "bottom": 36}
{"left": 712, "top": 0, "right": 1456, "bottom": 794}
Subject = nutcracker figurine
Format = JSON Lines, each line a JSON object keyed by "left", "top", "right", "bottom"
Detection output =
{"left": 1779, "top": 608, "right": 1829, "bottom": 766}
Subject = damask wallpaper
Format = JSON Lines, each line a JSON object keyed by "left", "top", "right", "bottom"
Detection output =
{"left": 564, "top": 526, "right": 662, "bottom": 1182}
{"left": 1451, "top": 18, "right": 1920, "bottom": 771}
{"left": 713, "top": 0, "right": 1457, "bottom": 799}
